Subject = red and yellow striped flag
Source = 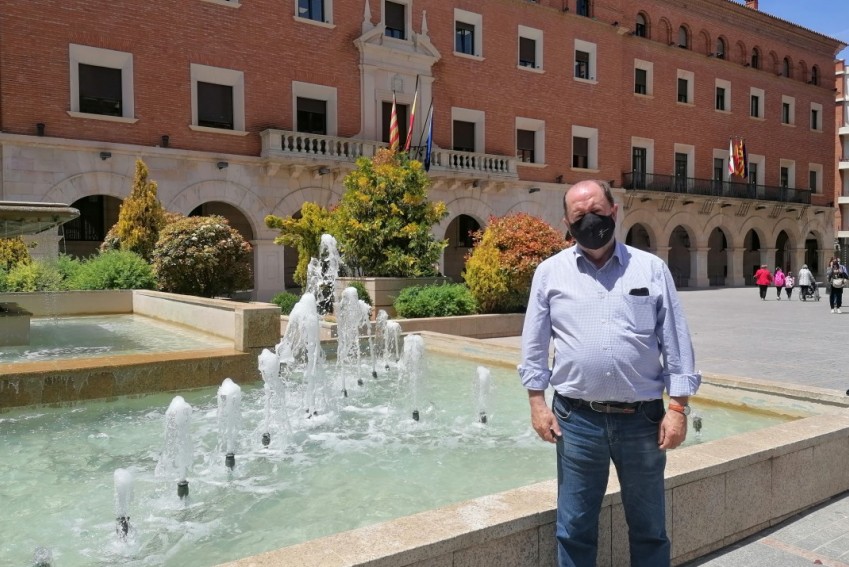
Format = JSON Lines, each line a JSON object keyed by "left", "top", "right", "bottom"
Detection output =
{"left": 389, "top": 94, "right": 400, "bottom": 151}
{"left": 404, "top": 90, "right": 418, "bottom": 152}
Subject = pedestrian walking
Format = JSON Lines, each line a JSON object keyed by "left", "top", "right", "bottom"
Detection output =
{"left": 753, "top": 264, "right": 772, "bottom": 300}
{"left": 797, "top": 265, "right": 814, "bottom": 300}
{"left": 784, "top": 271, "right": 795, "bottom": 300}
{"left": 828, "top": 264, "right": 848, "bottom": 313}
{"left": 773, "top": 267, "right": 785, "bottom": 300}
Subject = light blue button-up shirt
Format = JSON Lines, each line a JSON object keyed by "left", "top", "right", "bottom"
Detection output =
{"left": 519, "top": 241, "right": 701, "bottom": 401}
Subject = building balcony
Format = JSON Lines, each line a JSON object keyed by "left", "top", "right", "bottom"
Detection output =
{"left": 259, "top": 129, "right": 518, "bottom": 180}
{"left": 840, "top": 156, "right": 849, "bottom": 170}
{"left": 622, "top": 172, "right": 811, "bottom": 205}
{"left": 839, "top": 125, "right": 849, "bottom": 137}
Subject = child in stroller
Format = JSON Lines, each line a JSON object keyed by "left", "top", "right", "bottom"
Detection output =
{"left": 800, "top": 279, "right": 821, "bottom": 301}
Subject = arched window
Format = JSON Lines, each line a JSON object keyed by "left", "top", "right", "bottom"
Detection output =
{"left": 635, "top": 13, "right": 647, "bottom": 38}
{"left": 750, "top": 48, "right": 760, "bottom": 69}
{"left": 678, "top": 26, "right": 688, "bottom": 48}
{"left": 782, "top": 57, "right": 791, "bottom": 77}
{"left": 811, "top": 66, "right": 819, "bottom": 85}
{"left": 715, "top": 37, "right": 726, "bottom": 59}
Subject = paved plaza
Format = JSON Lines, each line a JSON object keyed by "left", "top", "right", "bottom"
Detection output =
{"left": 487, "top": 285, "right": 849, "bottom": 566}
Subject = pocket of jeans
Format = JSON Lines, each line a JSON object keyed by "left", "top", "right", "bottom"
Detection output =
{"left": 552, "top": 396, "right": 573, "bottom": 422}
{"left": 640, "top": 400, "right": 664, "bottom": 424}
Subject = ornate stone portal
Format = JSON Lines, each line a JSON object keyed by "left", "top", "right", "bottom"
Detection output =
{"left": 0, "top": 201, "right": 79, "bottom": 344}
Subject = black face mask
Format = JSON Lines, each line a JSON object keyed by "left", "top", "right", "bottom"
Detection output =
{"left": 570, "top": 212, "right": 615, "bottom": 250}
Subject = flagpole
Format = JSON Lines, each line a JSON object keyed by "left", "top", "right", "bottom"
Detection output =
{"left": 415, "top": 100, "right": 434, "bottom": 160}
{"left": 404, "top": 75, "right": 420, "bottom": 153}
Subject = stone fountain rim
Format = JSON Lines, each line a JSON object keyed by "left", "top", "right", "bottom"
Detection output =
{"left": 0, "top": 200, "right": 80, "bottom": 237}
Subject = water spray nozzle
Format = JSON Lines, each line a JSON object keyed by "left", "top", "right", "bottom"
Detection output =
{"left": 412, "top": 409, "right": 420, "bottom": 421}
{"left": 177, "top": 480, "right": 189, "bottom": 499}
{"left": 261, "top": 433, "right": 271, "bottom": 446}
{"left": 116, "top": 516, "right": 130, "bottom": 538}
{"left": 225, "top": 453, "right": 236, "bottom": 470}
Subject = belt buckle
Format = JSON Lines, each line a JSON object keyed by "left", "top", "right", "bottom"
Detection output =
{"left": 589, "top": 401, "right": 609, "bottom": 413}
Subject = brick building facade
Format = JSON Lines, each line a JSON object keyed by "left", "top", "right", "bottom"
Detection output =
{"left": 0, "top": 0, "right": 843, "bottom": 299}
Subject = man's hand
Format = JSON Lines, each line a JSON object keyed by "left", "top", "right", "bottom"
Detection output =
{"left": 658, "top": 409, "right": 687, "bottom": 449}
{"left": 529, "top": 390, "right": 560, "bottom": 443}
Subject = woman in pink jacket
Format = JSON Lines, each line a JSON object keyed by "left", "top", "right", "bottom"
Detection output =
{"left": 773, "top": 267, "right": 786, "bottom": 300}
{"left": 753, "top": 264, "right": 772, "bottom": 301}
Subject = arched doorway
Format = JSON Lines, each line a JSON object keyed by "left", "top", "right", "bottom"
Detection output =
{"left": 443, "top": 214, "right": 480, "bottom": 281}
{"left": 707, "top": 227, "right": 728, "bottom": 286}
{"left": 775, "top": 230, "right": 791, "bottom": 271}
{"left": 63, "top": 195, "right": 122, "bottom": 258}
{"left": 625, "top": 223, "right": 652, "bottom": 252}
{"left": 804, "top": 232, "right": 819, "bottom": 275}
{"left": 744, "top": 230, "right": 761, "bottom": 284}
{"left": 667, "top": 225, "right": 691, "bottom": 287}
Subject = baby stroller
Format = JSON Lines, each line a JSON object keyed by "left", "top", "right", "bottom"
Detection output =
{"left": 800, "top": 280, "right": 821, "bottom": 301}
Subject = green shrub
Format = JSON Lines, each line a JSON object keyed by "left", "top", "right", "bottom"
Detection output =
{"left": 71, "top": 250, "right": 155, "bottom": 290}
{"left": 0, "top": 237, "right": 32, "bottom": 271}
{"left": 271, "top": 291, "right": 301, "bottom": 315}
{"left": 152, "top": 215, "right": 252, "bottom": 298}
{"left": 4, "top": 260, "right": 65, "bottom": 292}
{"left": 54, "top": 254, "right": 83, "bottom": 285}
{"left": 345, "top": 281, "right": 372, "bottom": 306}
{"left": 336, "top": 149, "right": 447, "bottom": 277}
{"left": 464, "top": 213, "right": 567, "bottom": 313}
{"left": 0, "top": 266, "right": 7, "bottom": 291}
{"left": 393, "top": 283, "right": 477, "bottom": 318}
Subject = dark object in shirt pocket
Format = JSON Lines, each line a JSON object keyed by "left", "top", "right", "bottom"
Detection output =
{"left": 629, "top": 287, "right": 650, "bottom": 296}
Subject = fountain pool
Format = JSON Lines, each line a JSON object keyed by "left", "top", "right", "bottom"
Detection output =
{"left": 0, "top": 314, "right": 234, "bottom": 364}
{"left": 0, "top": 349, "right": 794, "bottom": 567}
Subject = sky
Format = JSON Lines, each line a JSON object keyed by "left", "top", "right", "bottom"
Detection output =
{"left": 746, "top": 0, "right": 849, "bottom": 61}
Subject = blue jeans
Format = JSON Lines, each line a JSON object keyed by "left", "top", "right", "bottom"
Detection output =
{"left": 552, "top": 395, "right": 669, "bottom": 567}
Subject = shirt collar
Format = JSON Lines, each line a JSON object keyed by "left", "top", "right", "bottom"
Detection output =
{"left": 572, "top": 240, "right": 623, "bottom": 269}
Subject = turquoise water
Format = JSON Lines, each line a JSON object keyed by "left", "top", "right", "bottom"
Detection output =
{"left": 0, "top": 353, "right": 792, "bottom": 567}
{"left": 0, "top": 314, "right": 233, "bottom": 364}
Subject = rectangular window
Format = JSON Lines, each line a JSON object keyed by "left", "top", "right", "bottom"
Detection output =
{"left": 677, "top": 78, "right": 688, "bottom": 103}
{"left": 715, "top": 87, "right": 725, "bottom": 110}
{"left": 79, "top": 63, "right": 123, "bottom": 117}
{"left": 782, "top": 102, "right": 791, "bottom": 124}
{"left": 780, "top": 166, "right": 789, "bottom": 188}
{"left": 750, "top": 95, "right": 760, "bottom": 118}
{"left": 632, "top": 147, "right": 647, "bottom": 188}
{"left": 385, "top": 1, "right": 405, "bottom": 39}
{"left": 811, "top": 108, "right": 819, "bottom": 130}
{"left": 296, "top": 97, "right": 327, "bottom": 135}
{"left": 453, "top": 120, "right": 475, "bottom": 152}
{"left": 297, "top": 0, "right": 324, "bottom": 22}
{"left": 635, "top": 21, "right": 646, "bottom": 37}
{"left": 381, "top": 101, "right": 408, "bottom": 147}
{"left": 519, "top": 37, "right": 536, "bottom": 68}
{"left": 572, "top": 137, "right": 589, "bottom": 169}
{"left": 576, "top": 0, "right": 591, "bottom": 17}
{"left": 809, "top": 170, "right": 817, "bottom": 191}
{"left": 197, "top": 81, "right": 234, "bottom": 130}
{"left": 635, "top": 68, "right": 647, "bottom": 94}
{"left": 748, "top": 162, "right": 758, "bottom": 190}
{"left": 674, "top": 152, "right": 688, "bottom": 191}
{"left": 455, "top": 21, "right": 474, "bottom": 55}
{"left": 575, "top": 51, "right": 590, "bottom": 79}
{"left": 517, "top": 129, "right": 535, "bottom": 162}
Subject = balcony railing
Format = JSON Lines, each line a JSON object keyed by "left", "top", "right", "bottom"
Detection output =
{"left": 622, "top": 172, "right": 811, "bottom": 205}
{"left": 260, "top": 129, "right": 518, "bottom": 179}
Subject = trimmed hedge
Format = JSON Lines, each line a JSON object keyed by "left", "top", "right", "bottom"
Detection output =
{"left": 393, "top": 283, "right": 477, "bottom": 318}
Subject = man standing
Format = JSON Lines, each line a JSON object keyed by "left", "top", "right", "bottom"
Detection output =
{"left": 519, "top": 180, "right": 701, "bottom": 567}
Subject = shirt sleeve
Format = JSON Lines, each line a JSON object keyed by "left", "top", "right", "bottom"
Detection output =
{"left": 518, "top": 263, "right": 553, "bottom": 391}
{"left": 656, "top": 262, "right": 702, "bottom": 397}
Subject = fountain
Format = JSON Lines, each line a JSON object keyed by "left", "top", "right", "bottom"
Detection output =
{"left": 0, "top": 200, "right": 79, "bottom": 346}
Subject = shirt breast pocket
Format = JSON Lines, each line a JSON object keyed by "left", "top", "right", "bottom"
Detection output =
{"left": 620, "top": 295, "right": 656, "bottom": 334}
